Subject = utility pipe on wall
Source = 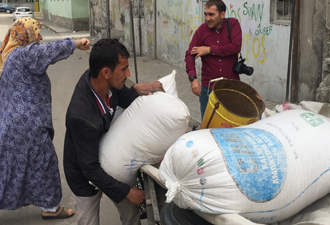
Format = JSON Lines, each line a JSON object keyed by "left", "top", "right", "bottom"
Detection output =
{"left": 138, "top": 0, "right": 142, "bottom": 56}
{"left": 154, "top": 0, "right": 157, "bottom": 59}
{"left": 130, "top": 0, "right": 139, "bottom": 83}
{"left": 106, "top": 0, "right": 111, "bottom": 38}
{"left": 89, "top": 1, "right": 93, "bottom": 37}
{"left": 290, "top": 0, "right": 300, "bottom": 103}
{"left": 286, "top": 0, "right": 300, "bottom": 103}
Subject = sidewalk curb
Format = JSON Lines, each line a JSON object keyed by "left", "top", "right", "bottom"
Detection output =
{"left": 42, "top": 23, "right": 57, "bottom": 34}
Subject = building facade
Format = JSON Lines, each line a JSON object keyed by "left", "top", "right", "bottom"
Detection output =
{"left": 39, "top": 0, "right": 89, "bottom": 31}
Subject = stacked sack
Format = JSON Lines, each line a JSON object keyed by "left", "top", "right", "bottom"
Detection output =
{"left": 159, "top": 109, "right": 330, "bottom": 223}
{"left": 99, "top": 71, "right": 190, "bottom": 187}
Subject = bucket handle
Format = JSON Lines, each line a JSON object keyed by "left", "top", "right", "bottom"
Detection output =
{"left": 207, "top": 77, "right": 224, "bottom": 96}
{"left": 205, "top": 77, "right": 223, "bottom": 129}
{"left": 205, "top": 102, "right": 220, "bottom": 129}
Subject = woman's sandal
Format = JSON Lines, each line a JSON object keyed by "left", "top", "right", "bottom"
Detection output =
{"left": 41, "top": 206, "right": 75, "bottom": 220}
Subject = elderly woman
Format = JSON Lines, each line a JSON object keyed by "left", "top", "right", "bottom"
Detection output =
{"left": 0, "top": 18, "right": 89, "bottom": 219}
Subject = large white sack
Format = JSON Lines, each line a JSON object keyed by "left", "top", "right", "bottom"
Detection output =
{"left": 158, "top": 70, "right": 178, "bottom": 97}
{"left": 99, "top": 92, "right": 190, "bottom": 187}
{"left": 111, "top": 71, "right": 179, "bottom": 123}
{"left": 159, "top": 109, "right": 330, "bottom": 223}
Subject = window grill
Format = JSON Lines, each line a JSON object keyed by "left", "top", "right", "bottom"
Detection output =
{"left": 271, "top": 0, "right": 292, "bottom": 25}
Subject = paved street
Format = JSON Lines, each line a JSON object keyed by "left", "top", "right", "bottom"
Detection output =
{"left": 0, "top": 13, "right": 278, "bottom": 225}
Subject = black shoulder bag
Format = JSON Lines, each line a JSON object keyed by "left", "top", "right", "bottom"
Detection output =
{"left": 226, "top": 18, "right": 254, "bottom": 76}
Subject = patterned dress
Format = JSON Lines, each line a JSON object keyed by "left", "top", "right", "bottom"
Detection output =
{"left": 0, "top": 38, "right": 75, "bottom": 210}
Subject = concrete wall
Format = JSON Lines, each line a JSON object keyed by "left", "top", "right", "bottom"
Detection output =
{"left": 89, "top": 0, "right": 130, "bottom": 47}
{"left": 317, "top": 0, "right": 330, "bottom": 102}
{"left": 89, "top": 0, "right": 107, "bottom": 33}
{"left": 298, "top": 0, "right": 326, "bottom": 102}
{"left": 156, "top": 0, "right": 201, "bottom": 70}
{"left": 47, "top": 0, "right": 73, "bottom": 19}
{"left": 72, "top": 0, "right": 89, "bottom": 18}
{"left": 237, "top": 1, "right": 291, "bottom": 103}
{"left": 90, "top": 0, "right": 152, "bottom": 52}
{"left": 130, "top": 0, "right": 156, "bottom": 58}
{"left": 110, "top": 0, "right": 132, "bottom": 50}
{"left": 41, "top": 0, "right": 89, "bottom": 31}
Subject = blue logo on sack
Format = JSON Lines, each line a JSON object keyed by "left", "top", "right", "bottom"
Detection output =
{"left": 212, "top": 128, "right": 286, "bottom": 202}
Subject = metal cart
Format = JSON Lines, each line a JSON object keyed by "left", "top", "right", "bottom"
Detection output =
{"left": 140, "top": 165, "right": 213, "bottom": 225}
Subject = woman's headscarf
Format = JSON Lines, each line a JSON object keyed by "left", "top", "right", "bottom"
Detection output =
{"left": 0, "top": 18, "right": 43, "bottom": 76}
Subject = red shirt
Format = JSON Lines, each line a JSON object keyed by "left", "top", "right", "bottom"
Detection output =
{"left": 185, "top": 18, "right": 242, "bottom": 89}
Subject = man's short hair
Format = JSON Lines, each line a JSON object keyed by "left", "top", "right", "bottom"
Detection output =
{"left": 89, "top": 38, "right": 130, "bottom": 78}
{"left": 205, "top": 0, "right": 226, "bottom": 13}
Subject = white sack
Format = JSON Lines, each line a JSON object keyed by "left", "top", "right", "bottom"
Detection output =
{"left": 111, "top": 71, "right": 179, "bottom": 123}
{"left": 100, "top": 92, "right": 190, "bottom": 187}
{"left": 111, "top": 106, "right": 124, "bottom": 122}
{"left": 273, "top": 101, "right": 330, "bottom": 118}
{"left": 299, "top": 101, "right": 330, "bottom": 117}
{"left": 261, "top": 108, "right": 277, "bottom": 119}
{"left": 271, "top": 193, "right": 330, "bottom": 225}
{"left": 159, "top": 109, "right": 330, "bottom": 223}
{"left": 158, "top": 70, "right": 178, "bottom": 97}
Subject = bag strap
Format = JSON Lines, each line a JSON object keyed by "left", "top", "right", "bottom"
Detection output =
{"left": 226, "top": 18, "right": 231, "bottom": 40}
{"left": 226, "top": 17, "right": 243, "bottom": 60}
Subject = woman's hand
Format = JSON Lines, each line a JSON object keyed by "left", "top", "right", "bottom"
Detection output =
{"left": 74, "top": 38, "right": 90, "bottom": 50}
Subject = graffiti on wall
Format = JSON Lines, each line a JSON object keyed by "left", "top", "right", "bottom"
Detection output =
{"left": 160, "top": 0, "right": 202, "bottom": 47}
{"left": 226, "top": 2, "right": 273, "bottom": 64}
{"left": 160, "top": 0, "right": 274, "bottom": 64}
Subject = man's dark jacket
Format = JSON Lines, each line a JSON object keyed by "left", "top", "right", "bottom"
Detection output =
{"left": 63, "top": 69, "right": 139, "bottom": 203}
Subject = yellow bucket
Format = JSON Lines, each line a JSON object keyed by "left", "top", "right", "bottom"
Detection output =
{"left": 200, "top": 79, "right": 265, "bottom": 129}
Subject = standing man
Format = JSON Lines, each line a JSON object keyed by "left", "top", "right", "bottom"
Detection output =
{"left": 63, "top": 38, "right": 164, "bottom": 225}
{"left": 185, "top": 0, "right": 242, "bottom": 120}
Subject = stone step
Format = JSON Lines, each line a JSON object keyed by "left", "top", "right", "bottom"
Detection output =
{"left": 33, "top": 12, "right": 43, "bottom": 19}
